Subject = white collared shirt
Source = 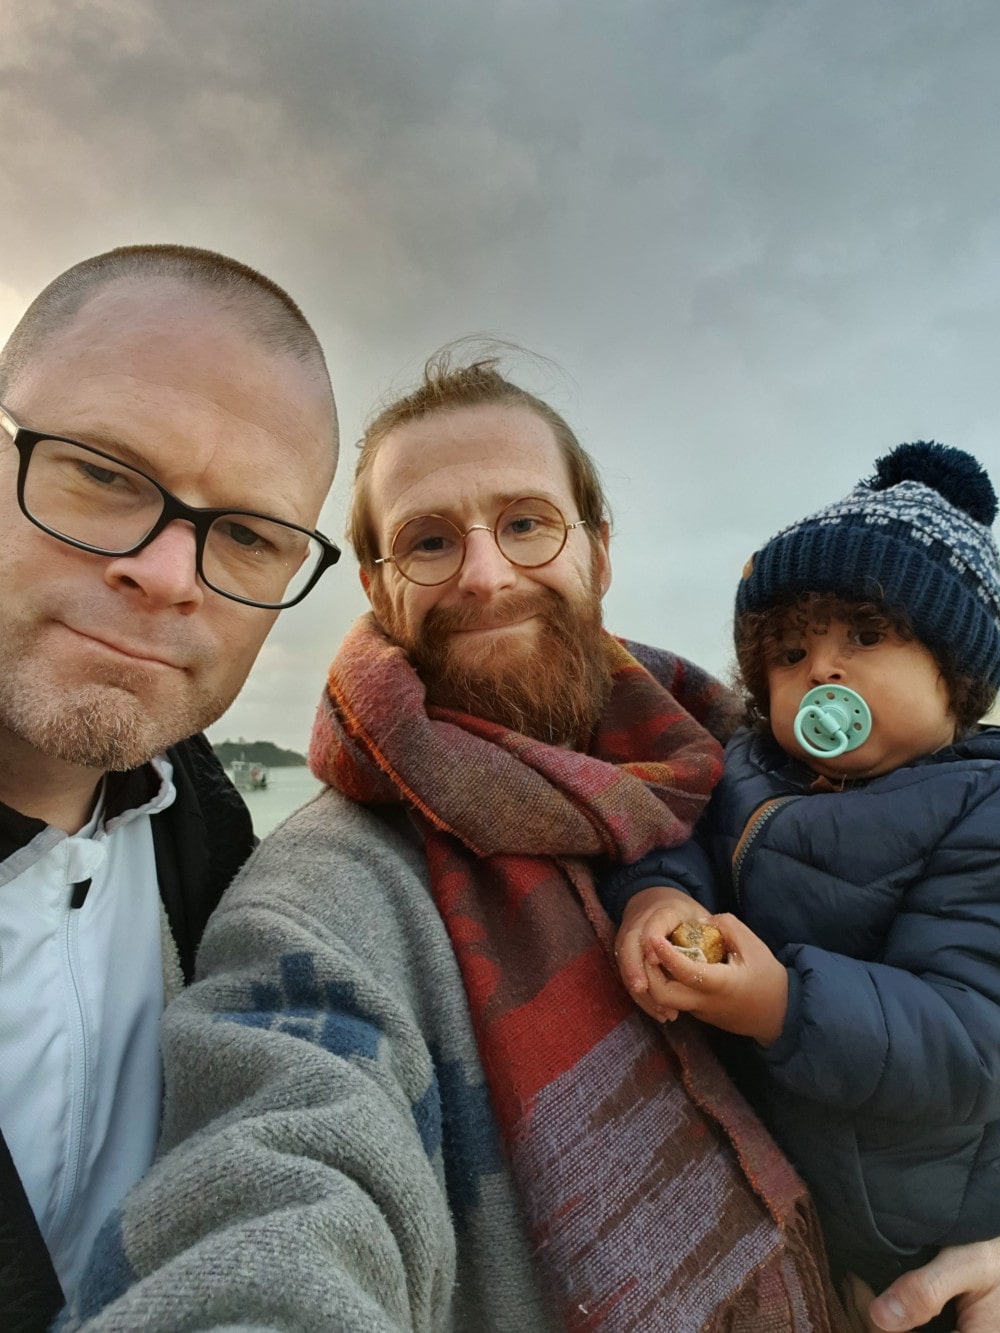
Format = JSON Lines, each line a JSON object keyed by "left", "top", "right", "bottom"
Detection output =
{"left": 0, "top": 756, "right": 176, "bottom": 1294}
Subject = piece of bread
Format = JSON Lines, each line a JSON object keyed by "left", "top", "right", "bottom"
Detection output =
{"left": 669, "top": 921, "right": 726, "bottom": 965}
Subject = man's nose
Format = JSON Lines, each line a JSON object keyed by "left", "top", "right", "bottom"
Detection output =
{"left": 102, "top": 520, "right": 205, "bottom": 612}
{"left": 455, "top": 527, "right": 517, "bottom": 598}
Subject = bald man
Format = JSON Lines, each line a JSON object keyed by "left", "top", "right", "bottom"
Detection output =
{"left": 0, "top": 245, "right": 340, "bottom": 1329}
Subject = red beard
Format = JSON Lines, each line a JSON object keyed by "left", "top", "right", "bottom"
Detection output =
{"left": 372, "top": 572, "right": 611, "bottom": 747}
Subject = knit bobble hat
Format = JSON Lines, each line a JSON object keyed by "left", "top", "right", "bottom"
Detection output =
{"left": 736, "top": 441, "right": 1000, "bottom": 689}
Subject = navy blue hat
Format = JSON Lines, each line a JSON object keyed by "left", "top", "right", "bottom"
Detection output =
{"left": 736, "top": 442, "right": 1000, "bottom": 689}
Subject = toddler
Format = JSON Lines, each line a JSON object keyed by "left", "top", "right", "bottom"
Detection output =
{"left": 601, "top": 442, "right": 1000, "bottom": 1314}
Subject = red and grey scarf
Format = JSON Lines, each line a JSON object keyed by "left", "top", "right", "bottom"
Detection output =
{"left": 310, "top": 615, "right": 844, "bottom": 1331}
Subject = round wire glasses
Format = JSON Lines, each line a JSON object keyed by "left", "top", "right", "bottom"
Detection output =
{"left": 374, "top": 496, "right": 587, "bottom": 586}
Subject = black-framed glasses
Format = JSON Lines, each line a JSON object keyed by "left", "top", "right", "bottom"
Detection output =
{"left": 374, "top": 495, "right": 588, "bottom": 587}
{"left": 0, "top": 404, "right": 341, "bottom": 609}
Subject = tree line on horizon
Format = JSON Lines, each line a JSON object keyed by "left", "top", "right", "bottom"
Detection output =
{"left": 212, "top": 739, "right": 307, "bottom": 768}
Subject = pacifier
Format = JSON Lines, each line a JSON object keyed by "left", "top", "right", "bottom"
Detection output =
{"left": 793, "top": 685, "right": 872, "bottom": 758}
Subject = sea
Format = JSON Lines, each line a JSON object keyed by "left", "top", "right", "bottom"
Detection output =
{"left": 225, "top": 765, "right": 325, "bottom": 838}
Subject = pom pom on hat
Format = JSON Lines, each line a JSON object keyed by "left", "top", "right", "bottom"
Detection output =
{"left": 736, "top": 439, "right": 1000, "bottom": 689}
{"left": 868, "top": 441, "right": 998, "bottom": 526}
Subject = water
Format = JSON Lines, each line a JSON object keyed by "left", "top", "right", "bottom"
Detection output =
{"left": 226, "top": 765, "right": 325, "bottom": 838}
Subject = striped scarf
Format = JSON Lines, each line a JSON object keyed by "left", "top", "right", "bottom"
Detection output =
{"left": 310, "top": 615, "right": 845, "bottom": 1331}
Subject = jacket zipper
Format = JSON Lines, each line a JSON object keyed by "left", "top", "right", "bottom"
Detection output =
{"left": 731, "top": 796, "right": 801, "bottom": 903}
{"left": 49, "top": 896, "right": 91, "bottom": 1254}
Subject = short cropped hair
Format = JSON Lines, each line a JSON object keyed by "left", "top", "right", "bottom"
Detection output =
{"left": 348, "top": 345, "right": 610, "bottom": 569}
{"left": 735, "top": 592, "right": 997, "bottom": 736}
{"left": 0, "top": 243, "right": 332, "bottom": 401}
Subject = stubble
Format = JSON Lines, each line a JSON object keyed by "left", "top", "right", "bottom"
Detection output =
{"left": 0, "top": 628, "right": 228, "bottom": 772}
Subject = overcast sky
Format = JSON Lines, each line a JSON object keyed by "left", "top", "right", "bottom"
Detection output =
{"left": 3, "top": 0, "right": 999, "bottom": 750}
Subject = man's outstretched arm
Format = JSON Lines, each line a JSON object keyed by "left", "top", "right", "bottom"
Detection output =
{"left": 59, "top": 795, "right": 466, "bottom": 1332}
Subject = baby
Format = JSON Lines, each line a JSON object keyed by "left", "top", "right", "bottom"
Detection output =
{"left": 601, "top": 442, "right": 1000, "bottom": 1317}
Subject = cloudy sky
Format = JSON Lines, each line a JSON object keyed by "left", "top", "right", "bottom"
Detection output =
{"left": 2, "top": 0, "right": 999, "bottom": 750}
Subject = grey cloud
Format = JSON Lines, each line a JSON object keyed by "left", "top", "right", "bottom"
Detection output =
{"left": 2, "top": 0, "right": 999, "bottom": 747}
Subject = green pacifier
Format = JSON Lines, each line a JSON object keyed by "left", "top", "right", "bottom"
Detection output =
{"left": 793, "top": 685, "right": 872, "bottom": 758}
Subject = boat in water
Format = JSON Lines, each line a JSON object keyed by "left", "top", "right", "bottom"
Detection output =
{"left": 231, "top": 759, "right": 269, "bottom": 791}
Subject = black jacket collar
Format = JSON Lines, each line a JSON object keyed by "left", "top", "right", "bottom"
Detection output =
{"left": 0, "top": 764, "right": 161, "bottom": 863}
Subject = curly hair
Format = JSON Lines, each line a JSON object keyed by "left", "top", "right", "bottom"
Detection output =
{"left": 734, "top": 592, "right": 996, "bottom": 737}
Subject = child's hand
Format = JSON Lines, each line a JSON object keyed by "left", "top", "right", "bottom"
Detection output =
{"left": 614, "top": 885, "right": 711, "bottom": 1024}
{"left": 645, "top": 913, "right": 789, "bottom": 1046}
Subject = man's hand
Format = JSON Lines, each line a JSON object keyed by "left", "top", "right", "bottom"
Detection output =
{"left": 869, "top": 1238, "right": 1000, "bottom": 1332}
{"left": 642, "top": 912, "right": 788, "bottom": 1046}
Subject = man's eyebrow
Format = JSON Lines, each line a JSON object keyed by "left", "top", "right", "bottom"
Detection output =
{"left": 66, "top": 423, "right": 296, "bottom": 520}
{"left": 391, "top": 489, "right": 563, "bottom": 528}
{"left": 64, "top": 426, "right": 158, "bottom": 474}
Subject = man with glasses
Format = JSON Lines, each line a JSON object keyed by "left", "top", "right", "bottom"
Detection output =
{"left": 64, "top": 350, "right": 1000, "bottom": 1332}
{"left": 0, "top": 244, "right": 339, "bottom": 1329}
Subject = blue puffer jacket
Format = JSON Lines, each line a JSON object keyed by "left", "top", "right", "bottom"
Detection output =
{"left": 601, "top": 725, "right": 1000, "bottom": 1288}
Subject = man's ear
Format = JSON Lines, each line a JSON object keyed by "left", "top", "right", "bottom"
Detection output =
{"left": 596, "top": 520, "right": 612, "bottom": 596}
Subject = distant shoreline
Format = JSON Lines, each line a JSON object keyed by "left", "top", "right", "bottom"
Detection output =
{"left": 212, "top": 739, "right": 307, "bottom": 767}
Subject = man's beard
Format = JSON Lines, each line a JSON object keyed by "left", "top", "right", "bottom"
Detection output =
{"left": 0, "top": 637, "right": 229, "bottom": 772}
{"left": 373, "top": 566, "right": 612, "bottom": 746}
